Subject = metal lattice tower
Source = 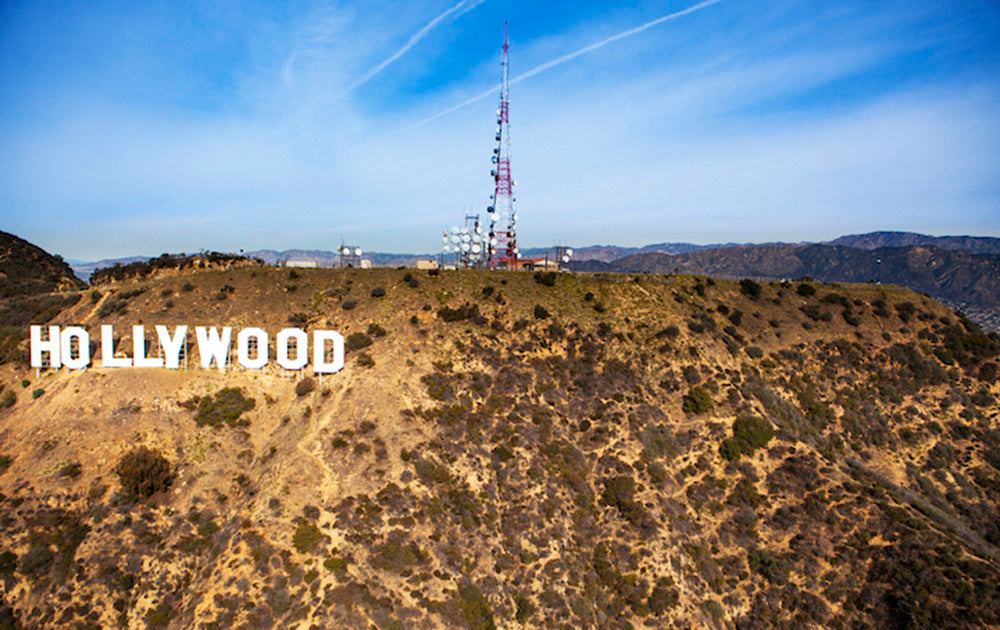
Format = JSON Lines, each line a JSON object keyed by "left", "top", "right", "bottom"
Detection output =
{"left": 486, "top": 23, "right": 518, "bottom": 268}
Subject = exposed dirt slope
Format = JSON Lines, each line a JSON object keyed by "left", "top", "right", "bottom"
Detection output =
{"left": 0, "top": 267, "right": 998, "bottom": 629}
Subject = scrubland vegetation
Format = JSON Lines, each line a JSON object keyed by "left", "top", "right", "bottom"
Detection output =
{"left": 0, "top": 266, "right": 997, "bottom": 628}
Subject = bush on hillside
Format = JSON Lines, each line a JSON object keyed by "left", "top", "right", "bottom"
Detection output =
{"left": 682, "top": 387, "right": 713, "bottom": 414}
{"left": 740, "top": 279, "right": 762, "bottom": 300}
{"left": 533, "top": 271, "right": 557, "bottom": 286}
{"left": 115, "top": 446, "right": 174, "bottom": 500}
{"left": 345, "top": 332, "right": 373, "bottom": 352}
{"left": 719, "top": 415, "right": 775, "bottom": 460}
{"left": 195, "top": 387, "right": 256, "bottom": 427}
{"left": 295, "top": 377, "right": 316, "bottom": 397}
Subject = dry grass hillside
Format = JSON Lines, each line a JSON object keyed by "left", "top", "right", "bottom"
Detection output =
{"left": 0, "top": 266, "right": 998, "bottom": 629}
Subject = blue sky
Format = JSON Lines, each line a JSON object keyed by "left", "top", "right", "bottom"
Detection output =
{"left": 1, "top": 0, "right": 998, "bottom": 259}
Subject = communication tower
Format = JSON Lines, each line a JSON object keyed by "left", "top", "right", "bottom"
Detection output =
{"left": 338, "top": 240, "right": 362, "bottom": 268}
{"left": 486, "top": 23, "right": 519, "bottom": 268}
{"left": 441, "top": 213, "right": 487, "bottom": 269}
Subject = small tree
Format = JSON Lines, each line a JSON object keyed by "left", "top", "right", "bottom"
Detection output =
{"left": 682, "top": 386, "right": 713, "bottom": 414}
{"left": 115, "top": 447, "right": 174, "bottom": 500}
{"left": 739, "top": 279, "right": 762, "bottom": 300}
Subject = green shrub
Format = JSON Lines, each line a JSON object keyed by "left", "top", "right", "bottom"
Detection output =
{"left": 533, "top": 271, "right": 556, "bottom": 286}
{"left": 438, "top": 304, "right": 470, "bottom": 322}
{"left": 746, "top": 346, "right": 764, "bottom": 359}
{"left": 292, "top": 522, "right": 322, "bottom": 554}
{"left": 514, "top": 592, "right": 536, "bottom": 622}
{"left": 195, "top": 387, "right": 256, "bottom": 427}
{"left": 58, "top": 462, "right": 82, "bottom": 479}
{"left": 19, "top": 544, "right": 53, "bottom": 578}
{"left": 533, "top": 304, "right": 550, "bottom": 319}
{"left": 0, "top": 454, "right": 11, "bottom": 473}
{"left": 356, "top": 352, "right": 375, "bottom": 367}
{"left": 456, "top": 583, "right": 495, "bottom": 630}
{"left": 719, "top": 415, "right": 774, "bottom": 460}
{"left": 295, "top": 377, "right": 316, "bottom": 397}
{"left": 342, "top": 299, "right": 357, "bottom": 310}
{"left": 796, "top": 283, "right": 816, "bottom": 296}
{"left": 146, "top": 601, "right": 173, "bottom": 627}
{"left": 115, "top": 446, "right": 174, "bottom": 500}
{"left": 345, "top": 332, "right": 373, "bottom": 352}
{"left": 371, "top": 287, "right": 386, "bottom": 298}
{"left": 0, "top": 391, "right": 14, "bottom": 408}
{"left": 0, "top": 551, "right": 16, "bottom": 576}
{"left": 648, "top": 576, "right": 680, "bottom": 615}
{"left": 682, "top": 387, "right": 713, "bottom": 414}
{"left": 31, "top": 388, "right": 44, "bottom": 400}
{"left": 740, "top": 279, "right": 762, "bottom": 300}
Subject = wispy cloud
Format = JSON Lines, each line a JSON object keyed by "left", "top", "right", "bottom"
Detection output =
{"left": 343, "top": 0, "right": 487, "bottom": 95}
{"left": 405, "top": 0, "right": 724, "bottom": 129}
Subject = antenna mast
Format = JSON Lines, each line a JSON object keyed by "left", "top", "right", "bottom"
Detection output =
{"left": 487, "top": 23, "right": 518, "bottom": 268}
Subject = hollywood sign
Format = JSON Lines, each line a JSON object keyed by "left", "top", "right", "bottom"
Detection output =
{"left": 29, "top": 325, "right": 345, "bottom": 373}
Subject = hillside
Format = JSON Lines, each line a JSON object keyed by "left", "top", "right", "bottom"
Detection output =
{"left": 572, "top": 244, "right": 1000, "bottom": 330}
{"left": 0, "top": 231, "right": 85, "bottom": 297}
{"left": 0, "top": 266, "right": 998, "bottom": 628}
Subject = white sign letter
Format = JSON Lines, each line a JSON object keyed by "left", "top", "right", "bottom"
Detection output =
{"left": 30, "top": 325, "right": 61, "bottom": 369}
{"left": 237, "top": 328, "right": 268, "bottom": 369}
{"left": 313, "top": 330, "right": 344, "bottom": 374}
{"left": 195, "top": 326, "right": 232, "bottom": 370}
{"left": 132, "top": 325, "right": 164, "bottom": 368}
{"left": 276, "top": 328, "right": 308, "bottom": 370}
{"left": 156, "top": 325, "right": 187, "bottom": 370}
{"left": 60, "top": 326, "right": 90, "bottom": 370}
{"left": 101, "top": 325, "right": 131, "bottom": 368}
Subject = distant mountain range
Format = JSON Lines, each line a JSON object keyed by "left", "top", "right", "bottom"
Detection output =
{"left": 828, "top": 231, "right": 1000, "bottom": 254}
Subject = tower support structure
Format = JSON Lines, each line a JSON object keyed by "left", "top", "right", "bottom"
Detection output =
{"left": 486, "top": 23, "right": 518, "bottom": 268}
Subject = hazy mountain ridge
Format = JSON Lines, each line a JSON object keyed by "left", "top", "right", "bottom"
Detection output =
{"left": 829, "top": 231, "right": 1000, "bottom": 254}
{"left": 0, "top": 263, "right": 998, "bottom": 628}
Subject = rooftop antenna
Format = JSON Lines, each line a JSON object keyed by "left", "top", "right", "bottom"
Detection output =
{"left": 486, "top": 23, "right": 519, "bottom": 268}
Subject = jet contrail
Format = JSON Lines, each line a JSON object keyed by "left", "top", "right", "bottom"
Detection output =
{"left": 345, "top": 0, "right": 487, "bottom": 94}
{"left": 405, "top": 0, "right": 723, "bottom": 129}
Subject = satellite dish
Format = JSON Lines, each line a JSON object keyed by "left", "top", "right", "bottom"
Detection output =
{"left": 513, "top": 247, "right": 520, "bottom": 255}
{"left": 471, "top": 243, "right": 481, "bottom": 254}
{"left": 442, "top": 245, "right": 450, "bottom": 253}
{"left": 461, "top": 234, "right": 471, "bottom": 243}
{"left": 566, "top": 248, "right": 574, "bottom": 257}
{"left": 451, "top": 226, "right": 460, "bottom": 234}
{"left": 441, "top": 235, "right": 449, "bottom": 244}
{"left": 461, "top": 243, "right": 470, "bottom": 252}
{"left": 562, "top": 255, "right": 570, "bottom": 263}
{"left": 451, "top": 234, "right": 460, "bottom": 244}
{"left": 355, "top": 248, "right": 362, "bottom": 256}
{"left": 475, "top": 226, "right": 482, "bottom": 234}
{"left": 490, "top": 237, "right": 498, "bottom": 246}
{"left": 461, "top": 226, "right": 469, "bottom": 234}
{"left": 512, "top": 213, "right": 518, "bottom": 222}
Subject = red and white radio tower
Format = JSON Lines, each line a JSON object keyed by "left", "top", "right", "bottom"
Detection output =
{"left": 486, "top": 23, "right": 518, "bottom": 268}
